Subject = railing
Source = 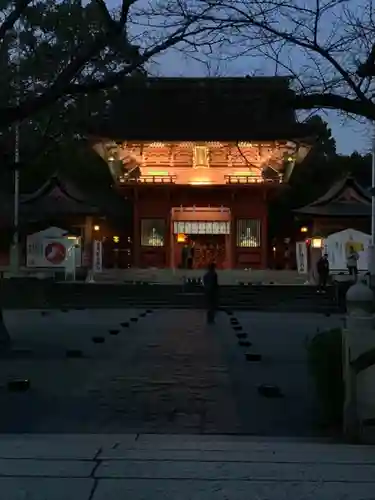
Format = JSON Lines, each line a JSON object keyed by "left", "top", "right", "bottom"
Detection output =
{"left": 119, "top": 175, "right": 177, "bottom": 184}
{"left": 224, "top": 175, "right": 281, "bottom": 184}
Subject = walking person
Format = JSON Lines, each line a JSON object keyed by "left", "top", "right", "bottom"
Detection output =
{"left": 346, "top": 245, "right": 359, "bottom": 280}
{"left": 203, "top": 262, "right": 219, "bottom": 324}
{"left": 316, "top": 253, "right": 330, "bottom": 293}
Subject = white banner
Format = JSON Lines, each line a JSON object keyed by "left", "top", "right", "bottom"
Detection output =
{"left": 92, "top": 240, "right": 103, "bottom": 273}
{"left": 325, "top": 228, "right": 370, "bottom": 272}
{"left": 27, "top": 227, "right": 81, "bottom": 268}
{"left": 173, "top": 221, "right": 230, "bottom": 234}
{"left": 296, "top": 241, "right": 308, "bottom": 274}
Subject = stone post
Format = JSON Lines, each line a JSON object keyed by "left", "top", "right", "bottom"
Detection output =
{"left": 343, "top": 281, "right": 374, "bottom": 442}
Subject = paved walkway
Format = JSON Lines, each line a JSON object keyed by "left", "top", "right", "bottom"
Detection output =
{"left": 0, "top": 434, "right": 374, "bottom": 499}
{"left": 0, "top": 309, "right": 342, "bottom": 435}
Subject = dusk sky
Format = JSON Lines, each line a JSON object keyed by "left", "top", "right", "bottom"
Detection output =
{"left": 150, "top": 49, "right": 370, "bottom": 156}
{"left": 125, "top": 0, "right": 371, "bottom": 156}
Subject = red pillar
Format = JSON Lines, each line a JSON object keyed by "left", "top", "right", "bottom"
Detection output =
{"left": 165, "top": 192, "right": 172, "bottom": 268}
{"left": 261, "top": 213, "right": 268, "bottom": 269}
{"left": 133, "top": 189, "right": 140, "bottom": 267}
{"left": 261, "top": 189, "right": 269, "bottom": 269}
{"left": 230, "top": 191, "right": 237, "bottom": 269}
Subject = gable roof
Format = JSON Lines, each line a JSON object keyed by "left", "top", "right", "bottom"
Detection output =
{"left": 20, "top": 174, "right": 103, "bottom": 216}
{"left": 83, "top": 76, "right": 316, "bottom": 142}
{"left": 295, "top": 175, "right": 372, "bottom": 217}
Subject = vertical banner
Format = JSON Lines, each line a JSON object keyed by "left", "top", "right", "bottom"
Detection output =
{"left": 92, "top": 240, "right": 103, "bottom": 273}
{"left": 296, "top": 241, "right": 308, "bottom": 274}
{"left": 64, "top": 241, "right": 77, "bottom": 281}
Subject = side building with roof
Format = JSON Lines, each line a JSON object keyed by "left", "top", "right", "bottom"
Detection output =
{"left": 0, "top": 174, "right": 131, "bottom": 268}
{"left": 294, "top": 175, "right": 371, "bottom": 237}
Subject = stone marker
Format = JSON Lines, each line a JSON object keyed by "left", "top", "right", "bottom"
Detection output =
{"left": 236, "top": 332, "right": 247, "bottom": 339}
{"left": 140, "top": 313, "right": 146, "bottom": 317}
{"left": 92, "top": 336, "right": 105, "bottom": 344}
{"left": 146, "top": 309, "right": 153, "bottom": 313}
{"left": 109, "top": 329, "right": 119, "bottom": 335}
{"left": 245, "top": 352, "right": 262, "bottom": 361}
{"left": 7, "top": 379, "right": 30, "bottom": 392}
{"left": 258, "top": 384, "right": 283, "bottom": 398}
{"left": 227, "top": 311, "right": 233, "bottom": 316}
{"left": 120, "top": 322, "right": 129, "bottom": 328}
{"left": 130, "top": 318, "right": 138, "bottom": 322}
{"left": 233, "top": 325, "right": 243, "bottom": 331}
{"left": 230, "top": 318, "right": 238, "bottom": 323}
{"left": 66, "top": 349, "right": 83, "bottom": 358}
{"left": 238, "top": 340, "right": 252, "bottom": 347}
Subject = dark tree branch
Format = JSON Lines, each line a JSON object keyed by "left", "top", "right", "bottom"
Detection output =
{"left": 292, "top": 92, "right": 375, "bottom": 120}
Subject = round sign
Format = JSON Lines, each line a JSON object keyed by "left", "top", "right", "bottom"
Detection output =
{"left": 44, "top": 242, "right": 66, "bottom": 265}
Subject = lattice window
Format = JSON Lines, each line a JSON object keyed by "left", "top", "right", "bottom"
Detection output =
{"left": 141, "top": 219, "right": 165, "bottom": 247}
{"left": 236, "top": 219, "right": 261, "bottom": 248}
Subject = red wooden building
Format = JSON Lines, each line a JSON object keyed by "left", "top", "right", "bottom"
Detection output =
{"left": 88, "top": 77, "right": 315, "bottom": 269}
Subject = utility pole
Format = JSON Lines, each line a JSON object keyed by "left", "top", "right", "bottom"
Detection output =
{"left": 10, "top": 27, "right": 20, "bottom": 274}
{"left": 368, "top": 127, "right": 375, "bottom": 285}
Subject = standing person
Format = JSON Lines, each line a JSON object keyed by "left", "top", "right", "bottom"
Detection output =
{"left": 203, "top": 262, "right": 219, "bottom": 324}
{"left": 346, "top": 245, "right": 359, "bottom": 279}
{"left": 181, "top": 244, "right": 188, "bottom": 269}
{"left": 316, "top": 253, "right": 330, "bottom": 293}
{"left": 187, "top": 242, "right": 194, "bottom": 270}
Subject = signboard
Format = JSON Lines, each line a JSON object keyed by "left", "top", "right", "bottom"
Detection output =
{"left": 27, "top": 227, "right": 82, "bottom": 268}
{"left": 92, "top": 240, "right": 103, "bottom": 273}
{"left": 324, "top": 228, "right": 371, "bottom": 272}
{"left": 296, "top": 241, "right": 308, "bottom": 274}
{"left": 173, "top": 221, "right": 230, "bottom": 234}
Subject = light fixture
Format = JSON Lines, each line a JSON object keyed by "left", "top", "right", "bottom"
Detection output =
{"left": 108, "top": 156, "right": 114, "bottom": 162}
{"left": 311, "top": 237, "right": 323, "bottom": 249}
{"left": 177, "top": 233, "right": 186, "bottom": 243}
{"left": 94, "top": 225, "right": 100, "bottom": 231}
{"left": 113, "top": 236, "right": 120, "bottom": 243}
{"left": 300, "top": 226, "right": 308, "bottom": 233}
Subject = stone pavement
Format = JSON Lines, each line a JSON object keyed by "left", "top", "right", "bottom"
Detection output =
{"left": 0, "top": 433, "right": 375, "bottom": 499}
{"left": 0, "top": 309, "right": 342, "bottom": 435}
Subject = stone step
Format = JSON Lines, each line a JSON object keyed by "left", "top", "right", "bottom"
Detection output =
{"left": 0, "top": 434, "right": 373, "bottom": 500}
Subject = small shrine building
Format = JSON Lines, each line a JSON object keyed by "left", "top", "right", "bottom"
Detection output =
{"left": 295, "top": 175, "right": 371, "bottom": 237}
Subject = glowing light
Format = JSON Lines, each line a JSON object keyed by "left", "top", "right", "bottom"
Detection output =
{"left": 94, "top": 225, "right": 100, "bottom": 231}
{"left": 300, "top": 226, "right": 308, "bottom": 233}
{"left": 189, "top": 179, "right": 212, "bottom": 185}
{"left": 148, "top": 170, "right": 169, "bottom": 175}
{"left": 177, "top": 233, "right": 186, "bottom": 243}
{"left": 311, "top": 237, "right": 323, "bottom": 249}
{"left": 113, "top": 236, "right": 120, "bottom": 243}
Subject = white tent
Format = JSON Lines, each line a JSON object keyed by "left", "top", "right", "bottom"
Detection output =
{"left": 324, "top": 228, "right": 370, "bottom": 272}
